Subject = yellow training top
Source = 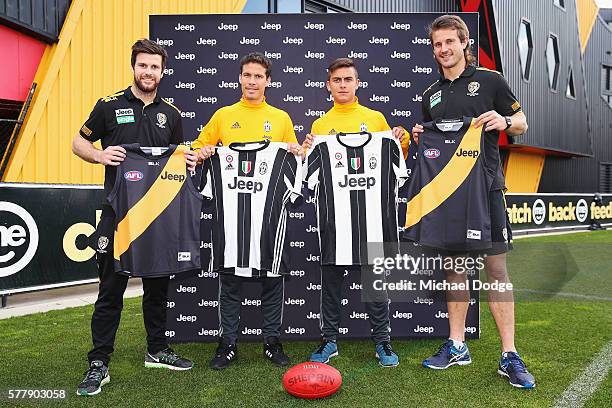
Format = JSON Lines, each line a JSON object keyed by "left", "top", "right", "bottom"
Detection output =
{"left": 192, "top": 97, "right": 297, "bottom": 147}
{"left": 310, "top": 97, "right": 410, "bottom": 157}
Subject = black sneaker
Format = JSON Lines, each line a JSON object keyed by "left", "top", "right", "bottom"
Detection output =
{"left": 210, "top": 340, "right": 237, "bottom": 370}
{"left": 263, "top": 338, "right": 290, "bottom": 366}
{"left": 77, "top": 360, "right": 110, "bottom": 396}
{"left": 144, "top": 347, "right": 194, "bottom": 371}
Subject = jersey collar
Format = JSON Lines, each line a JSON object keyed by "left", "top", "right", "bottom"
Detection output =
{"left": 332, "top": 97, "right": 360, "bottom": 113}
{"left": 238, "top": 96, "right": 268, "bottom": 109}
{"left": 124, "top": 86, "right": 162, "bottom": 104}
{"left": 439, "top": 65, "right": 477, "bottom": 83}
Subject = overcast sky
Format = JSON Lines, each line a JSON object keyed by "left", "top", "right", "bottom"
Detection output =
{"left": 596, "top": 0, "right": 612, "bottom": 8}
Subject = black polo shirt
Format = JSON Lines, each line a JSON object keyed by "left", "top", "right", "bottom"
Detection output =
{"left": 79, "top": 86, "right": 184, "bottom": 199}
{"left": 421, "top": 65, "right": 522, "bottom": 190}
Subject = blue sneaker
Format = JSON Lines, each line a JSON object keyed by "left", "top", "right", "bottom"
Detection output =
{"left": 498, "top": 352, "right": 536, "bottom": 389}
{"left": 423, "top": 340, "right": 471, "bottom": 369}
{"left": 375, "top": 341, "right": 399, "bottom": 367}
{"left": 310, "top": 340, "right": 338, "bottom": 363}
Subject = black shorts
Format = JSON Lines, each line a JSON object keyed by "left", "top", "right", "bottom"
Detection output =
{"left": 486, "top": 189, "right": 513, "bottom": 256}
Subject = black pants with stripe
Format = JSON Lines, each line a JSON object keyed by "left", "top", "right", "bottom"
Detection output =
{"left": 321, "top": 265, "right": 391, "bottom": 344}
{"left": 87, "top": 252, "right": 169, "bottom": 365}
{"left": 218, "top": 274, "right": 284, "bottom": 344}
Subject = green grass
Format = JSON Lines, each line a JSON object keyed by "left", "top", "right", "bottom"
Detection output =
{"left": 0, "top": 231, "right": 611, "bottom": 407}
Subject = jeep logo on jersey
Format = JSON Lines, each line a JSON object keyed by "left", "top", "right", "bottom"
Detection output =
{"left": 424, "top": 148, "right": 440, "bottom": 159}
{"left": 263, "top": 120, "right": 271, "bottom": 132}
{"left": 455, "top": 148, "right": 480, "bottom": 158}
{"left": 240, "top": 161, "right": 252, "bottom": 174}
{"left": 124, "top": 170, "right": 144, "bottom": 181}
{"left": 228, "top": 177, "right": 264, "bottom": 193}
{"left": 0, "top": 202, "right": 39, "bottom": 278}
{"left": 338, "top": 174, "right": 375, "bottom": 189}
{"left": 350, "top": 157, "right": 361, "bottom": 170}
{"left": 161, "top": 171, "right": 186, "bottom": 182}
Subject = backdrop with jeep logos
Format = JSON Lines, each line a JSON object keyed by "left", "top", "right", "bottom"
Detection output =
{"left": 148, "top": 12, "right": 478, "bottom": 143}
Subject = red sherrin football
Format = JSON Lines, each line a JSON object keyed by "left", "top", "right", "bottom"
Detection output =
{"left": 282, "top": 362, "right": 342, "bottom": 399}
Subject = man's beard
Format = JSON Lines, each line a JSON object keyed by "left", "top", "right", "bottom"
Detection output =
{"left": 134, "top": 75, "right": 159, "bottom": 93}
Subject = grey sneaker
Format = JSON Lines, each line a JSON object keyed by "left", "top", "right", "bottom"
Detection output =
{"left": 77, "top": 360, "right": 110, "bottom": 396}
{"left": 144, "top": 347, "right": 194, "bottom": 371}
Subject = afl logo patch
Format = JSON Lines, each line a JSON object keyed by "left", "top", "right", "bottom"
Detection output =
{"left": 424, "top": 148, "right": 440, "bottom": 159}
{"left": 124, "top": 170, "right": 144, "bottom": 181}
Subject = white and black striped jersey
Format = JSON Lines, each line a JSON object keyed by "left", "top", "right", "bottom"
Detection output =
{"left": 201, "top": 140, "right": 302, "bottom": 277}
{"left": 305, "top": 131, "right": 409, "bottom": 266}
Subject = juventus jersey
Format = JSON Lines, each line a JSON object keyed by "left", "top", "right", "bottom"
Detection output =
{"left": 201, "top": 140, "right": 302, "bottom": 277}
{"left": 109, "top": 144, "right": 202, "bottom": 277}
{"left": 402, "top": 117, "right": 492, "bottom": 250}
{"left": 305, "top": 131, "right": 409, "bottom": 266}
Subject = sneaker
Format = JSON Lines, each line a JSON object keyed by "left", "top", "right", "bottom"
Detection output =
{"left": 309, "top": 340, "right": 338, "bottom": 363}
{"left": 263, "top": 338, "right": 290, "bottom": 366}
{"left": 210, "top": 340, "right": 238, "bottom": 370}
{"left": 375, "top": 341, "right": 399, "bottom": 367}
{"left": 498, "top": 352, "right": 536, "bottom": 389}
{"left": 144, "top": 347, "right": 194, "bottom": 371}
{"left": 422, "top": 340, "right": 472, "bottom": 369}
{"left": 76, "top": 360, "right": 110, "bottom": 396}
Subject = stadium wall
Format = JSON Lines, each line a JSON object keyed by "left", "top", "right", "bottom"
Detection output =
{"left": 539, "top": 12, "right": 612, "bottom": 193}
{"left": 2, "top": 0, "right": 247, "bottom": 184}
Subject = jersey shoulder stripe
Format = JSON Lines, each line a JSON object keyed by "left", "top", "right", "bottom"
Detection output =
{"left": 422, "top": 80, "right": 440, "bottom": 96}
{"left": 161, "top": 98, "right": 181, "bottom": 113}
{"left": 102, "top": 91, "right": 125, "bottom": 102}
{"left": 476, "top": 67, "right": 502, "bottom": 75}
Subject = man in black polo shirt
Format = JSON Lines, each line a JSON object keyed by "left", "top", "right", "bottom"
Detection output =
{"left": 71, "top": 39, "right": 197, "bottom": 396}
{"left": 411, "top": 15, "right": 535, "bottom": 389}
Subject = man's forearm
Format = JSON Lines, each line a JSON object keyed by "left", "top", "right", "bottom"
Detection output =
{"left": 72, "top": 135, "right": 100, "bottom": 164}
{"left": 506, "top": 111, "right": 528, "bottom": 136}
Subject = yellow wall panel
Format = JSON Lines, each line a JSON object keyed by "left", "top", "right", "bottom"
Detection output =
{"left": 576, "top": 0, "right": 599, "bottom": 54}
{"left": 505, "top": 151, "right": 546, "bottom": 193}
{"left": 3, "top": 0, "right": 247, "bottom": 183}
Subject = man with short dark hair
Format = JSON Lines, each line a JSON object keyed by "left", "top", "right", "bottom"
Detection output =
{"left": 194, "top": 52, "right": 302, "bottom": 370}
{"left": 303, "top": 58, "right": 408, "bottom": 367}
{"left": 411, "top": 15, "right": 535, "bottom": 389}
{"left": 72, "top": 39, "right": 197, "bottom": 396}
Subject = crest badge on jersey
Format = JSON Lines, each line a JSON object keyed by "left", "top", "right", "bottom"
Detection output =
{"left": 241, "top": 161, "right": 252, "bottom": 174}
{"left": 467, "top": 81, "right": 480, "bottom": 97}
{"left": 97, "top": 236, "right": 109, "bottom": 252}
{"left": 156, "top": 112, "right": 167, "bottom": 128}
{"left": 369, "top": 156, "right": 377, "bottom": 169}
{"left": 225, "top": 155, "right": 234, "bottom": 170}
{"left": 350, "top": 157, "right": 361, "bottom": 170}
{"left": 360, "top": 123, "right": 368, "bottom": 132}
{"left": 264, "top": 120, "right": 272, "bottom": 132}
{"left": 259, "top": 161, "right": 268, "bottom": 175}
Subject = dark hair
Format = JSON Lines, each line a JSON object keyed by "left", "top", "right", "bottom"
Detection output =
{"left": 131, "top": 39, "right": 168, "bottom": 69}
{"left": 240, "top": 52, "right": 272, "bottom": 78}
{"left": 327, "top": 58, "right": 358, "bottom": 79}
{"left": 428, "top": 14, "right": 476, "bottom": 66}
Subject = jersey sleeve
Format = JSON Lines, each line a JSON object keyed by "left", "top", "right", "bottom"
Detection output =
{"left": 391, "top": 138, "right": 409, "bottom": 188}
{"left": 494, "top": 74, "right": 522, "bottom": 117}
{"left": 200, "top": 157, "right": 214, "bottom": 199}
{"left": 304, "top": 144, "right": 321, "bottom": 191}
{"left": 79, "top": 99, "right": 106, "bottom": 142}
{"left": 282, "top": 112, "right": 298, "bottom": 144}
{"left": 283, "top": 151, "right": 303, "bottom": 203}
{"left": 192, "top": 110, "right": 222, "bottom": 149}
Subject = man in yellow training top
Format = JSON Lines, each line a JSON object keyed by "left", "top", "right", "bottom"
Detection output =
{"left": 303, "top": 57, "right": 409, "bottom": 156}
{"left": 194, "top": 52, "right": 302, "bottom": 371}
{"left": 305, "top": 57, "right": 409, "bottom": 367}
